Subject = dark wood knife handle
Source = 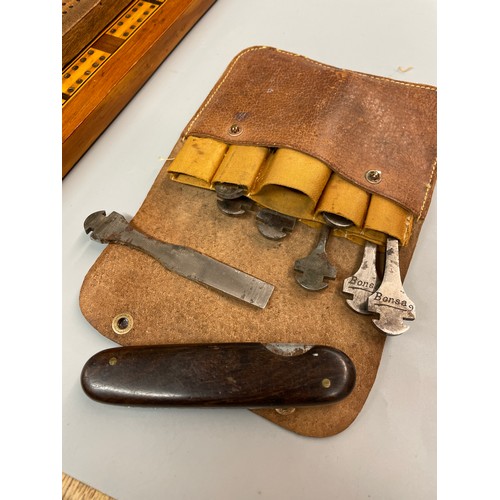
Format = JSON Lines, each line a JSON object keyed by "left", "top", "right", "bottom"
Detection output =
{"left": 81, "top": 343, "right": 356, "bottom": 408}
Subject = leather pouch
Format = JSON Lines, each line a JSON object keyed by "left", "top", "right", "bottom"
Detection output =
{"left": 80, "top": 46, "right": 436, "bottom": 437}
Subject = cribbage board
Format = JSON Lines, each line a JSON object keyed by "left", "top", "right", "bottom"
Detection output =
{"left": 62, "top": 0, "right": 217, "bottom": 177}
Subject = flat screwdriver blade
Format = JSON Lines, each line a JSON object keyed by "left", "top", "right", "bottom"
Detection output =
{"left": 84, "top": 211, "right": 274, "bottom": 309}
{"left": 160, "top": 245, "right": 274, "bottom": 309}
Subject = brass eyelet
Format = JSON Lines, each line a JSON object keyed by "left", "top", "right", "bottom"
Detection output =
{"left": 111, "top": 313, "right": 133, "bottom": 335}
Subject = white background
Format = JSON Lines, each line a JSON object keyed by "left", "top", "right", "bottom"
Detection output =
{"left": 4, "top": 0, "right": 500, "bottom": 498}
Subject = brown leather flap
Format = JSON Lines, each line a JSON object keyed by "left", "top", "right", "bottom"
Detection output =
{"left": 185, "top": 46, "right": 437, "bottom": 220}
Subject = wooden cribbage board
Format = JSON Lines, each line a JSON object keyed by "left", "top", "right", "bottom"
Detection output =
{"left": 62, "top": 0, "right": 217, "bottom": 177}
{"left": 62, "top": 0, "right": 131, "bottom": 68}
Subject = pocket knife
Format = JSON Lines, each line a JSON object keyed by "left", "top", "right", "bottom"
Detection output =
{"left": 81, "top": 343, "right": 356, "bottom": 409}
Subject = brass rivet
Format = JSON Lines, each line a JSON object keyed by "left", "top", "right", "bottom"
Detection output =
{"left": 365, "top": 169, "right": 382, "bottom": 184}
{"left": 112, "top": 313, "right": 133, "bottom": 335}
{"left": 109, "top": 357, "right": 118, "bottom": 366}
{"left": 229, "top": 124, "right": 242, "bottom": 136}
{"left": 322, "top": 378, "right": 331, "bottom": 388}
{"left": 275, "top": 408, "right": 296, "bottom": 415}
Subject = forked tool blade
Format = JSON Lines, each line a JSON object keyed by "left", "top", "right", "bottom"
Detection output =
{"left": 343, "top": 241, "right": 381, "bottom": 313}
{"left": 294, "top": 225, "right": 336, "bottom": 290}
{"left": 84, "top": 211, "right": 274, "bottom": 309}
{"left": 367, "top": 237, "right": 415, "bottom": 335}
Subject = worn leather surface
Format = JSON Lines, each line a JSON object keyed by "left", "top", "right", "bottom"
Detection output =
{"left": 79, "top": 47, "right": 435, "bottom": 437}
{"left": 184, "top": 46, "right": 437, "bottom": 220}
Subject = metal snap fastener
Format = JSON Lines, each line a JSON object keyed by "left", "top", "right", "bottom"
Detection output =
{"left": 229, "top": 124, "right": 242, "bottom": 136}
{"left": 365, "top": 169, "right": 382, "bottom": 184}
{"left": 112, "top": 313, "right": 133, "bottom": 335}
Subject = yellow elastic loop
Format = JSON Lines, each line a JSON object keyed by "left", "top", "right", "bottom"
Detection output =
{"left": 315, "top": 174, "right": 370, "bottom": 227}
{"left": 168, "top": 136, "right": 228, "bottom": 189}
{"left": 364, "top": 194, "right": 413, "bottom": 245}
{"left": 211, "top": 145, "right": 269, "bottom": 190}
{"left": 250, "top": 148, "right": 331, "bottom": 220}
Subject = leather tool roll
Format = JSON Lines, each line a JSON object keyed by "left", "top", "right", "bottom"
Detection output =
{"left": 80, "top": 46, "right": 436, "bottom": 438}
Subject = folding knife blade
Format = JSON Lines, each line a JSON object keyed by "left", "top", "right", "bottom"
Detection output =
{"left": 81, "top": 343, "right": 356, "bottom": 409}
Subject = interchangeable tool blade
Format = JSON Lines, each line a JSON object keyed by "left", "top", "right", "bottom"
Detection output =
{"left": 343, "top": 241, "right": 381, "bottom": 313}
{"left": 84, "top": 211, "right": 274, "bottom": 309}
{"left": 214, "top": 183, "right": 247, "bottom": 200}
{"left": 216, "top": 197, "right": 248, "bottom": 216}
{"left": 293, "top": 213, "right": 353, "bottom": 291}
{"left": 294, "top": 224, "right": 335, "bottom": 290}
{"left": 215, "top": 183, "right": 254, "bottom": 216}
{"left": 255, "top": 208, "right": 296, "bottom": 240}
{"left": 216, "top": 196, "right": 255, "bottom": 216}
{"left": 367, "top": 237, "right": 415, "bottom": 335}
